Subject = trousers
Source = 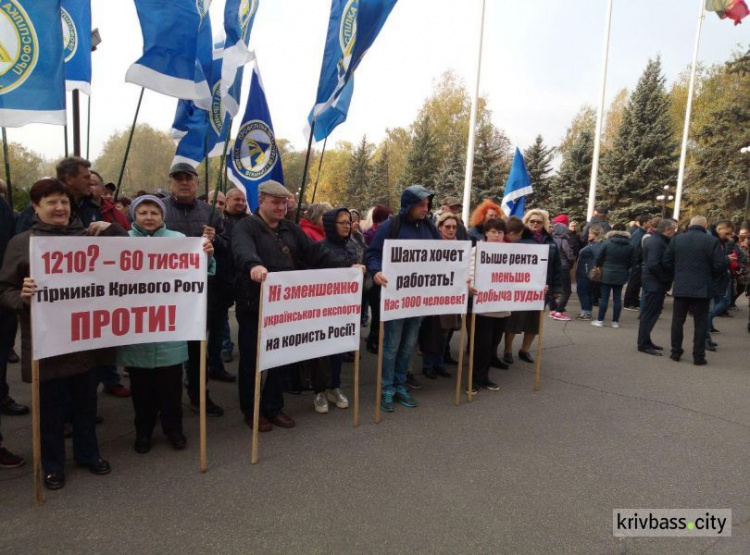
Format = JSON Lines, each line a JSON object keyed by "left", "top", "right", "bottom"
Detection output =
{"left": 671, "top": 297, "right": 710, "bottom": 360}
{"left": 127, "top": 365, "right": 183, "bottom": 438}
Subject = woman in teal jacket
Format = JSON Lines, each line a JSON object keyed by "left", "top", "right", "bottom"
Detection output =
{"left": 118, "top": 195, "right": 215, "bottom": 454}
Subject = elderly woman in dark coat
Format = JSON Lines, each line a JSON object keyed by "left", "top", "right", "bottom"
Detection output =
{"left": 0, "top": 179, "right": 126, "bottom": 490}
{"left": 593, "top": 229, "right": 635, "bottom": 328}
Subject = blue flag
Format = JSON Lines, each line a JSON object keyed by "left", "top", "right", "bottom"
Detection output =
{"left": 501, "top": 148, "right": 533, "bottom": 218}
{"left": 221, "top": 0, "right": 259, "bottom": 118}
{"left": 62, "top": 0, "right": 92, "bottom": 94}
{"left": 0, "top": 0, "right": 66, "bottom": 127}
{"left": 126, "top": 0, "right": 211, "bottom": 101}
{"left": 227, "top": 61, "right": 283, "bottom": 211}
{"left": 307, "top": 0, "right": 397, "bottom": 142}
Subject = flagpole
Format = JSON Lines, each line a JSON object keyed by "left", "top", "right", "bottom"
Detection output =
{"left": 72, "top": 90, "right": 82, "bottom": 156}
{"left": 296, "top": 119, "right": 316, "bottom": 222}
{"left": 311, "top": 137, "right": 328, "bottom": 204}
{"left": 64, "top": 125, "right": 69, "bottom": 158}
{"left": 86, "top": 94, "right": 92, "bottom": 160}
{"left": 461, "top": 0, "right": 486, "bottom": 225}
{"left": 673, "top": 0, "right": 705, "bottom": 221}
{"left": 115, "top": 87, "right": 145, "bottom": 201}
{"left": 2, "top": 128, "right": 13, "bottom": 208}
{"left": 586, "top": 0, "right": 613, "bottom": 222}
{"left": 203, "top": 135, "right": 210, "bottom": 200}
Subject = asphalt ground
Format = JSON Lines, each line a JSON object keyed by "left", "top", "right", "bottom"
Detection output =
{"left": 1, "top": 296, "right": 749, "bottom": 554}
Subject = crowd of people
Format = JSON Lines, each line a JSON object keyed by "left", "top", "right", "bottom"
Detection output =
{"left": 0, "top": 155, "right": 747, "bottom": 491}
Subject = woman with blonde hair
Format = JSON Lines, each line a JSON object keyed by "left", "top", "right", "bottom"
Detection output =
{"left": 468, "top": 199, "right": 503, "bottom": 243}
{"left": 502, "top": 209, "right": 562, "bottom": 364}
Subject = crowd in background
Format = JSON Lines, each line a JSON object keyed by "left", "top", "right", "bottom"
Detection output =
{"left": 0, "top": 155, "right": 747, "bottom": 490}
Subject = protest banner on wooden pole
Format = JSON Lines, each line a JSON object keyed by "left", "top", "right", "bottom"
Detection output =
{"left": 199, "top": 338, "right": 207, "bottom": 472}
{"left": 374, "top": 321, "right": 384, "bottom": 424}
{"left": 251, "top": 285, "right": 265, "bottom": 465}
{"left": 353, "top": 349, "right": 360, "bottom": 428}
{"left": 534, "top": 311, "right": 546, "bottom": 392}
{"left": 454, "top": 314, "right": 467, "bottom": 406}
{"left": 467, "top": 312, "right": 477, "bottom": 403}
{"left": 31, "top": 358, "right": 42, "bottom": 506}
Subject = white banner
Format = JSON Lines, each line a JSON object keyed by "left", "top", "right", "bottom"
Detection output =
{"left": 29, "top": 237, "right": 208, "bottom": 360}
{"left": 473, "top": 243, "right": 549, "bottom": 313}
{"left": 259, "top": 267, "right": 363, "bottom": 371}
{"left": 380, "top": 239, "right": 471, "bottom": 322}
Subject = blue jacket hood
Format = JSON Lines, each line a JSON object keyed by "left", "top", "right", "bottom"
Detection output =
{"left": 399, "top": 184, "right": 435, "bottom": 217}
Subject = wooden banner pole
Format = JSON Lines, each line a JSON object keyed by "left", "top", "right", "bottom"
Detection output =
{"left": 374, "top": 321, "right": 384, "bottom": 423}
{"left": 467, "top": 312, "right": 477, "bottom": 402}
{"left": 251, "top": 285, "right": 265, "bottom": 464}
{"left": 31, "top": 358, "right": 43, "bottom": 506}
{"left": 353, "top": 350, "right": 360, "bottom": 428}
{"left": 199, "top": 338, "right": 207, "bottom": 473}
{"left": 533, "top": 310, "right": 546, "bottom": 392}
{"left": 454, "top": 315, "right": 467, "bottom": 406}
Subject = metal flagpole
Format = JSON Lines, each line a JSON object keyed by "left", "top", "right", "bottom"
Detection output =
{"left": 586, "top": 0, "right": 614, "bottom": 222}
{"left": 115, "top": 87, "right": 145, "bottom": 201}
{"left": 296, "top": 120, "right": 316, "bottom": 222}
{"left": 72, "top": 90, "right": 82, "bottom": 156}
{"left": 310, "top": 137, "right": 328, "bottom": 204}
{"left": 673, "top": 0, "right": 705, "bottom": 221}
{"left": 86, "top": 94, "right": 92, "bottom": 160}
{"left": 461, "top": 0, "right": 486, "bottom": 225}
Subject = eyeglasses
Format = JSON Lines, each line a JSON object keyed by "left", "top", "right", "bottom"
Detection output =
{"left": 442, "top": 225, "right": 457, "bottom": 230}
{"left": 336, "top": 221, "right": 352, "bottom": 226}
{"left": 529, "top": 220, "right": 544, "bottom": 225}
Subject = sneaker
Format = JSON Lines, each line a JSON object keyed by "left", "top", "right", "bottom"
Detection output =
{"left": 710, "top": 327, "right": 721, "bottom": 334}
{"left": 314, "top": 392, "right": 329, "bottom": 414}
{"left": 591, "top": 320, "right": 604, "bottom": 327}
{"left": 380, "top": 391, "right": 396, "bottom": 413}
{"left": 611, "top": 321, "right": 621, "bottom": 329}
{"left": 103, "top": 384, "right": 131, "bottom": 398}
{"left": 483, "top": 379, "right": 500, "bottom": 391}
{"left": 326, "top": 388, "right": 349, "bottom": 409}
{"left": 576, "top": 313, "right": 592, "bottom": 321}
{"left": 405, "top": 373, "right": 423, "bottom": 390}
{"left": 552, "top": 312, "right": 572, "bottom": 321}
{"left": 549, "top": 311, "right": 558, "bottom": 318}
{"left": 0, "top": 447, "right": 25, "bottom": 469}
{"left": 189, "top": 392, "right": 224, "bottom": 417}
{"left": 466, "top": 385, "right": 479, "bottom": 395}
{"left": 395, "top": 387, "right": 418, "bottom": 408}
{"left": 503, "top": 352, "right": 514, "bottom": 364}
{"left": 623, "top": 306, "right": 640, "bottom": 312}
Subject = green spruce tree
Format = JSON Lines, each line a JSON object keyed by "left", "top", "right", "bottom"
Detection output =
{"left": 552, "top": 130, "right": 594, "bottom": 222}
{"left": 402, "top": 114, "right": 438, "bottom": 189}
{"left": 346, "top": 135, "right": 373, "bottom": 210}
{"left": 524, "top": 135, "right": 556, "bottom": 208}
{"left": 599, "top": 57, "right": 678, "bottom": 221}
{"left": 472, "top": 121, "right": 512, "bottom": 206}
{"left": 370, "top": 142, "right": 392, "bottom": 206}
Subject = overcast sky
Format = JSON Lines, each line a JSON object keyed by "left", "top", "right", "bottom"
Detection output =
{"left": 9, "top": 0, "right": 749, "bottom": 166}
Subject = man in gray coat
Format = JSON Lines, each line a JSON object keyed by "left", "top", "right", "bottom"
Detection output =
{"left": 663, "top": 216, "right": 727, "bottom": 365}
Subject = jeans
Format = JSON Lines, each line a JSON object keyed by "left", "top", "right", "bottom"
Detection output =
{"left": 0, "top": 308, "right": 17, "bottom": 400}
{"left": 549, "top": 270, "right": 572, "bottom": 313}
{"left": 576, "top": 277, "right": 593, "bottom": 314}
{"left": 221, "top": 316, "right": 233, "bottom": 352}
{"left": 707, "top": 281, "right": 732, "bottom": 333}
{"left": 382, "top": 317, "right": 422, "bottom": 393}
{"left": 598, "top": 283, "right": 623, "bottom": 322}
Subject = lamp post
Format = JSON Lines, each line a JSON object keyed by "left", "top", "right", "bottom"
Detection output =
{"left": 657, "top": 185, "right": 674, "bottom": 218}
{"left": 742, "top": 146, "right": 750, "bottom": 223}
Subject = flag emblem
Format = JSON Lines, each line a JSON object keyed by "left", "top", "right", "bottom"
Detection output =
{"left": 233, "top": 119, "right": 279, "bottom": 180}
{"left": 0, "top": 0, "right": 38, "bottom": 95}
{"left": 338, "top": 0, "right": 357, "bottom": 78}
{"left": 61, "top": 7, "right": 77, "bottom": 63}
{"left": 239, "top": 0, "right": 258, "bottom": 36}
{"left": 196, "top": 0, "right": 208, "bottom": 18}
{"left": 210, "top": 81, "right": 223, "bottom": 135}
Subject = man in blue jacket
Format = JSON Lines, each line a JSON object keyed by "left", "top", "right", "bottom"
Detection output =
{"left": 637, "top": 218, "right": 676, "bottom": 356}
{"left": 365, "top": 184, "right": 442, "bottom": 413}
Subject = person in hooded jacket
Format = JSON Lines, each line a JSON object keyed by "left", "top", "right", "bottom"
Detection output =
{"left": 366, "top": 185, "right": 442, "bottom": 412}
{"left": 362, "top": 205, "right": 392, "bottom": 353}
{"left": 575, "top": 225, "right": 605, "bottom": 320}
{"left": 592, "top": 228, "right": 636, "bottom": 328}
{"left": 118, "top": 196, "right": 216, "bottom": 454}
{"left": 549, "top": 215, "right": 576, "bottom": 321}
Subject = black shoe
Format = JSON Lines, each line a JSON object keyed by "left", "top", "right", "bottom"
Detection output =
{"left": 0, "top": 447, "right": 25, "bottom": 468}
{"left": 208, "top": 368, "right": 236, "bottom": 383}
{"left": 503, "top": 353, "right": 514, "bottom": 364}
{"left": 134, "top": 437, "right": 151, "bottom": 454}
{"left": 406, "top": 373, "right": 423, "bottom": 390}
{"left": 518, "top": 350, "right": 534, "bottom": 363}
{"left": 709, "top": 327, "right": 721, "bottom": 334}
{"left": 650, "top": 344, "right": 664, "bottom": 351}
{"left": 190, "top": 392, "right": 224, "bottom": 417}
{"left": 63, "top": 423, "right": 73, "bottom": 439}
{"left": 434, "top": 366, "right": 452, "bottom": 378}
{"left": 76, "top": 457, "right": 111, "bottom": 475}
{"left": 670, "top": 354, "right": 681, "bottom": 362}
{"left": 638, "top": 347, "right": 663, "bottom": 356}
{"left": 706, "top": 339, "right": 718, "bottom": 348}
{"left": 444, "top": 353, "right": 458, "bottom": 365}
{"left": 8, "top": 349, "right": 19, "bottom": 364}
{"left": 705, "top": 343, "right": 717, "bottom": 352}
{"left": 483, "top": 379, "right": 501, "bottom": 391}
{"left": 366, "top": 341, "right": 378, "bottom": 354}
{"left": 44, "top": 471, "right": 65, "bottom": 490}
{"left": 422, "top": 368, "right": 437, "bottom": 380}
{"left": 694, "top": 359, "right": 708, "bottom": 366}
{"left": 1, "top": 396, "right": 29, "bottom": 416}
{"left": 343, "top": 352, "right": 355, "bottom": 363}
{"left": 490, "top": 356, "right": 509, "bottom": 370}
{"left": 166, "top": 432, "right": 187, "bottom": 450}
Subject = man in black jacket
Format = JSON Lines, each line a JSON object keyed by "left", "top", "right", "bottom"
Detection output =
{"left": 232, "top": 181, "right": 353, "bottom": 432}
{"left": 663, "top": 216, "right": 727, "bottom": 365}
{"left": 163, "top": 163, "right": 230, "bottom": 416}
{"left": 637, "top": 219, "right": 676, "bottom": 355}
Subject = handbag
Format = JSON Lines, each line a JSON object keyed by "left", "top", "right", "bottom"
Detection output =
{"left": 588, "top": 266, "right": 601, "bottom": 282}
